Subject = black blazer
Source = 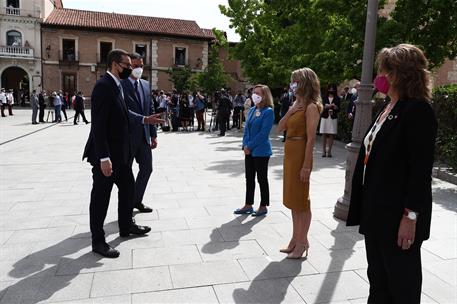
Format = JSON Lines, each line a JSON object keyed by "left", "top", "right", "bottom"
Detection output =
{"left": 321, "top": 95, "right": 341, "bottom": 119}
{"left": 347, "top": 99, "right": 437, "bottom": 242}
{"left": 83, "top": 74, "right": 131, "bottom": 167}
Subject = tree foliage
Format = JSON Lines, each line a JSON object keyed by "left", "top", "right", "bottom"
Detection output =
{"left": 167, "top": 65, "right": 193, "bottom": 92}
{"left": 197, "top": 28, "right": 231, "bottom": 95}
{"left": 220, "top": 0, "right": 457, "bottom": 88}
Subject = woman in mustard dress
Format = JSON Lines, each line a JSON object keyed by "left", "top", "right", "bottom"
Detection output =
{"left": 277, "top": 68, "right": 322, "bottom": 259}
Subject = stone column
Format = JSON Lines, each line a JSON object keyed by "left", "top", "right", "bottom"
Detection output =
{"left": 150, "top": 39, "right": 159, "bottom": 90}
{"left": 334, "top": 0, "right": 379, "bottom": 221}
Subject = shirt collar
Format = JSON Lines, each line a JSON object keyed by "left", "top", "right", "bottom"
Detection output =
{"left": 129, "top": 77, "right": 139, "bottom": 87}
{"left": 106, "top": 71, "right": 121, "bottom": 87}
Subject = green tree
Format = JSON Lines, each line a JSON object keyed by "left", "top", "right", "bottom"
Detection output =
{"left": 167, "top": 65, "right": 193, "bottom": 92}
{"left": 220, "top": 0, "right": 457, "bottom": 87}
{"left": 197, "top": 28, "right": 230, "bottom": 95}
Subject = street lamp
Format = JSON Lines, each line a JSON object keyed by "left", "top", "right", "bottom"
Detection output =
{"left": 334, "top": 0, "right": 379, "bottom": 220}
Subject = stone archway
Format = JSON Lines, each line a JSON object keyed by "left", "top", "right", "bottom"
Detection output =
{"left": 1, "top": 66, "right": 29, "bottom": 106}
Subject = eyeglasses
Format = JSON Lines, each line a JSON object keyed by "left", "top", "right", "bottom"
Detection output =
{"left": 117, "top": 61, "right": 132, "bottom": 69}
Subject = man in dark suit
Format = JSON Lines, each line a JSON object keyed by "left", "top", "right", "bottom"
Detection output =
{"left": 217, "top": 89, "right": 232, "bottom": 136}
{"left": 83, "top": 49, "right": 159, "bottom": 258}
{"left": 121, "top": 52, "right": 159, "bottom": 213}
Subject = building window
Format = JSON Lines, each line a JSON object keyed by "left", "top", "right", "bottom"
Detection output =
{"left": 62, "top": 73, "right": 76, "bottom": 94}
{"left": 175, "top": 47, "right": 186, "bottom": 66}
{"left": 6, "top": 0, "right": 20, "bottom": 15}
{"left": 6, "top": 30, "right": 22, "bottom": 46}
{"left": 62, "top": 39, "right": 76, "bottom": 62}
{"left": 135, "top": 44, "right": 147, "bottom": 59}
{"left": 99, "top": 42, "right": 113, "bottom": 64}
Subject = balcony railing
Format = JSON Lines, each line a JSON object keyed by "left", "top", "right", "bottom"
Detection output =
{"left": 59, "top": 51, "right": 80, "bottom": 66}
{"left": 0, "top": 46, "right": 34, "bottom": 58}
{"left": 2, "top": 7, "right": 41, "bottom": 18}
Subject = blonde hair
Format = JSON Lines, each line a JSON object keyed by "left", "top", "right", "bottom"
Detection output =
{"left": 376, "top": 44, "right": 432, "bottom": 101}
{"left": 291, "top": 67, "right": 323, "bottom": 113}
{"left": 254, "top": 84, "right": 274, "bottom": 108}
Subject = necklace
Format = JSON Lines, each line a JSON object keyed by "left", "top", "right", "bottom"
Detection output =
{"left": 364, "top": 101, "right": 396, "bottom": 165}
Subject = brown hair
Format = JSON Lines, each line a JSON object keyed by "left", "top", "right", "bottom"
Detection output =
{"left": 291, "top": 67, "right": 323, "bottom": 113}
{"left": 254, "top": 84, "right": 274, "bottom": 108}
{"left": 376, "top": 44, "right": 432, "bottom": 101}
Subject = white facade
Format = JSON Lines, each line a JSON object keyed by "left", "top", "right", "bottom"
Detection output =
{"left": 0, "top": 0, "right": 58, "bottom": 96}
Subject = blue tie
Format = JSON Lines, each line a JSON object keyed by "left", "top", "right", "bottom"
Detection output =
{"left": 118, "top": 84, "right": 124, "bottom": 100}
{"left": 134, "top": 81, "right": 142, "bottom": 108}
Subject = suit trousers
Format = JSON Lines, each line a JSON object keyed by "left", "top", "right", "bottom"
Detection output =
{"left": 365, "top": 235, "right": 423, "bottom": 304}
{"left": 245, "top": 155, "right": 270, "bottom": 206}
{"left": 131, "top": 142, "right": 153, "bottom": 207}
{"left": 32, "top": 106, "right": 38, "bottom": 123}
{"left": 39, "top": 106, "right": 45, "bottom": 122}
{"left": 74, "top": 109, "right": 88, "bottom": 124}
{"left": 89, "top": 163, "right": 135, "bottom": 243}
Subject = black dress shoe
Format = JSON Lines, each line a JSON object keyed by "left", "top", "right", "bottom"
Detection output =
{"left": 92, "top": 242, "right": 120, "bottom": 258}
{"left": 120, "top": 224, "right": 151, "bottom": 237}
{"left": 135, "top": 204, "right": 153, "bottom": 213}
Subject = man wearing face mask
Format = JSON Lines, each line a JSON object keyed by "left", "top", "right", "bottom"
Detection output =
{"left": 217, "top": 89, "right": 232, "bottom": 136}
{"left": 121, "top": 52, "right": 162, "bottom": 214}
{"left": 83, "top": 49, "right": 159, "bottom": 258}
{"left": 347, "top": 81, "right": 360, "bottom": 120}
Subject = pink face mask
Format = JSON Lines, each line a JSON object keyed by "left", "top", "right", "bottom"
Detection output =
{"left": 374, "top": 75, "right": 390, "bottom": 95}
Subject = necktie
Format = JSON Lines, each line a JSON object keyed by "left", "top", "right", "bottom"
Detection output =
{"left": 134, "top": 81, "right": 142, "bottom": 108}
{"left": 118, "top": 84, "right": 124, "bottom": 100}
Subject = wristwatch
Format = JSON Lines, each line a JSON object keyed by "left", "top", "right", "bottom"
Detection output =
{"left": 404, "top": 209, "right": 418, "bottom": 221}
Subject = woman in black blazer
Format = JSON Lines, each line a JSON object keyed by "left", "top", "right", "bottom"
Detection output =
{"left": 319, "top": 87, "right": 341, "bottom": 157}
{"left": 347, "top": 44, "right": 437, "bottom": 304}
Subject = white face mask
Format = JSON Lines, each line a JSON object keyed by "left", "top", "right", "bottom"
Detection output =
{"left": 131, "top": 67, "right": 143, "bottom": 79}
{"left": 252, "top": 93, "right": 262, "bottom": 105}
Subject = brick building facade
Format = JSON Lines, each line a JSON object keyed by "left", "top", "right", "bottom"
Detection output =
{"left": 41, "top": 8, "right": 214, "bottom": 97}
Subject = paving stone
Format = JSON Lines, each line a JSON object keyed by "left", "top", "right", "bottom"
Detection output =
{"left": 46, "top": 294, "right": 131, "bottom": 304}
{"left": 237, "top": 255, "right": 318, "bottom": 280}
{"left": 213, "top": 278, "right": 305, "bottom": 304}
{"left": 422, "top": 269, "right": 457, "bottom": 304}
{"left": 91, "top": 267, "right": 172, "bottom": 298}
{"left": 422, "top": 238, "right": 457, "bottom": 259}
{"left": 133, "top": 245, "right": 202, "bottom": 267}
{"left": 290, "top": 271, "right": 369, "bottom": 303}
{"left": 161, "top": 228, "right": 224, "bottom": 246}
{"left": 198, "top": 240, "right": 266, "bottom": 262}
{"left": 132, "top": 286, "right": 218, "bottom": 304}
{"left": 169, "top": 260, "right": 249, "bottom": 288}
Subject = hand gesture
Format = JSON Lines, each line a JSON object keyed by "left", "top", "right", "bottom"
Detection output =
{"left": 100, "top": 159, "right": 113, "bottom": 177}
{"left": 288, "top": 102, "right": 304, "bottom": 115}
{"left": 299, "top": 168, "right": 311, "bottom": 183}
{"left": 150, "top": 137, "right": 158, "bottom": 150}
{"left": 243, "top": 147, "right": 251, "bottom": 155}
{"left": 397, "top": 216, "right": 416, "bottom": 250}
{"left": 144, "top": 114, "right": 165, "bottom": 125}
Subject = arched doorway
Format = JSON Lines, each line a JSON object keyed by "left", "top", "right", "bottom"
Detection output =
{"left": 1, "top": 66, "right": 29, "bottom": 106}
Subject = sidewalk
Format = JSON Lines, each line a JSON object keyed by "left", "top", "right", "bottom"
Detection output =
{"left": 0, "top": 109, "right": 455, "bottom": 304}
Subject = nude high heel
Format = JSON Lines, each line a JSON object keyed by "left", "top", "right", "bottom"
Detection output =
{"left": 286, "top": 242, "right": 309, "bottom": 259}
{"left": 280, "top": 240, "right": 296, "bottom": 253}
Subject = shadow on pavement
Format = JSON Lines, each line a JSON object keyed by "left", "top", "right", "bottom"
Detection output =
{"left": 0, "top": 221, "right": 121, "bottom": 304}
{"left": 201, "top": 215, "right": 265, "bottom": 254}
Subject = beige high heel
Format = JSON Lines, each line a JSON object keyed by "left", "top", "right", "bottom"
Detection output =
{"left": 286, "top": 242, "right": 309, "bottom": 259}
{"left": 280, "top": 241, "right": 296, "bottom": 254}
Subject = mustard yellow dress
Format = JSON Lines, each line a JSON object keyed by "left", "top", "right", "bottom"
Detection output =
{"left": 283, "top": 110, "right": 311, "bottom": 211}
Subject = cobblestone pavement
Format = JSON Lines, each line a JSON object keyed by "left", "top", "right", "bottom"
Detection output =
{"left": 0, "top": 109, "right": 456, "bottom": 303}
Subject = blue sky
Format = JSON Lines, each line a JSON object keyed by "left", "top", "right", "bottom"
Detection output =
{"left": 63, "top": 0, "right": 240, "bottom": 42}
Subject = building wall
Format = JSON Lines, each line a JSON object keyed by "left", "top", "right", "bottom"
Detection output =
{"left": 218, "top": 45, "right": 248, "bottom": 93}
{"left": 0, "top": 0, "right": 46, "bottom": 92}
{"left": 41, "top": 27, "right": 210, "bottom": 96}
{"left": 433, "top": 59, "right": 457, "bottom": 87}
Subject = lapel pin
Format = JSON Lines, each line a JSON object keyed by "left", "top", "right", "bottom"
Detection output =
{"left": 388, "top": 114, "right": 393, "bottom": 120}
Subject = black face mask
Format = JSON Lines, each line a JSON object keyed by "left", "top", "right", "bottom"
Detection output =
{"left": 119, "top": 66, "right": 132, "bottom": 80}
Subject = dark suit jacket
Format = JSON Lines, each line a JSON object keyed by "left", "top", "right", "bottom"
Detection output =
{"left": 321, "top": 95, "right": 341, "bottom": 119}
{"left": 121, "top": 78, "right": 157, "bottom": 148}
{"left": 83, "top": 74, "right": 131, "bottom": 167}
{"left": 347, "top": 99, "right": 437, "bottom": 242}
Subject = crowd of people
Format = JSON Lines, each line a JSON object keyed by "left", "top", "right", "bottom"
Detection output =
{"left": 4, "top": 43, "right": 438, "bottom": 303}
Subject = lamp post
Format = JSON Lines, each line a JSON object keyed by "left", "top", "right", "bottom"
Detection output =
{"left": 334, "top": 0, "right": 379, "bottom": 220}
